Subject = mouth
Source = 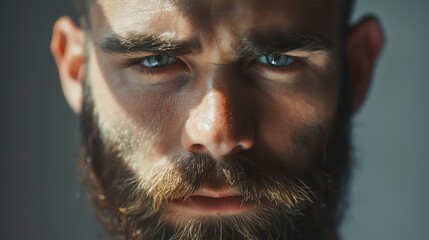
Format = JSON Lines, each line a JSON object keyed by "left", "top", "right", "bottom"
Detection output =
{"left": 168, "top": 187, "right": 257, "bottom": 216}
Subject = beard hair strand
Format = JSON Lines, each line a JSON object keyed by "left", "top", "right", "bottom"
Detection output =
{"left": 79, "top": 68, "right": 353, "bottom": 239}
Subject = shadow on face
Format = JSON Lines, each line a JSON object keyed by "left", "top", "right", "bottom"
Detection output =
{"left": 51, "top": 0, "right": 385, "bottom": 239}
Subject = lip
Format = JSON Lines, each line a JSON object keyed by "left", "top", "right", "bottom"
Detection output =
{"left": 169, "top": 188, "right": 256, "bottom": 215}
{"left": 192, "top": 187, "right": 240, "bottom": 198}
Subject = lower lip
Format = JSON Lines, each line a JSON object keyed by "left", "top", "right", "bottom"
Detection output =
{"left": 170, "top": 196, "right": 256, "bottom": 215}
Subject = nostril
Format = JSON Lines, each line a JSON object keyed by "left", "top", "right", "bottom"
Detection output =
{"left": 229, "top": 144, "right": 244, "bottom": 155}
{"left": 181, "top": 89, "right": 255, "bottom": 156}
{"left": 190, "top": 144, "right": 207, "bottom": 153}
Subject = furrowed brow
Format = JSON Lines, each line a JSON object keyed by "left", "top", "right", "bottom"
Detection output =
{"left": 99, "top": 32, "right": 202, "bottom": 56}
{"left": 238, "top": 31, "right": 333, "bottom": 57}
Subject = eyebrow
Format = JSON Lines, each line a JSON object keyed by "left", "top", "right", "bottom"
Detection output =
{"left": 99, "top": 30, "right": 332, "bottom": 58}
{"left": 99, "top": 32, "right": 202, "bottom": 56}
{"left": 237, "top": 31, "right": 333, "bottom": 57}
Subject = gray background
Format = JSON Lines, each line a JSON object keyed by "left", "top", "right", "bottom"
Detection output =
{"left": 0, "top": 0, "right": 427, "bottom": 239}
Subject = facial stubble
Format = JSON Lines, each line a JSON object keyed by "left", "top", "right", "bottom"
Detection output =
{"left": 79, "top": 66, "right": 352, "bottom": 240}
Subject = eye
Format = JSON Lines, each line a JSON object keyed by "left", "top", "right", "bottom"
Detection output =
{"left": 127, "top": 54, "right": 188, "bottom": 84}
{"left": 256, "top": 53, "right": 295, "bottom": 67}
{"left": 139, "top": 55, "right": 176, "bottom": 68}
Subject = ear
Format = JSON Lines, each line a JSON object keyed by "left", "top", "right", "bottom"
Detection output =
{"left": 347, "top": 15, "right": 384, "bottom": 114}
{"left": 51, "top": 16, "right": 85, "bottom": 113}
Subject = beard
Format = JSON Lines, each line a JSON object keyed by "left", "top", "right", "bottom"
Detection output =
{"left": 79, "top": 73, "right": 353, "bottom": 240}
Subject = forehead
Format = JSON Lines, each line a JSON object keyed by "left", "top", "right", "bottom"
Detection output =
{"left": 97, "top": 0, "right": 339, "bottom": 14}
{"left": 93, "top": 0, "right": 341, "bottom": 34}
{"left": 90, "top": 0, "right": 343, "bottom": 61}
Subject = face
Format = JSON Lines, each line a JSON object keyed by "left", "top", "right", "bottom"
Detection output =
{"left": 52, "top": 0, "right": 384, "bottom": 239}
{"left": 88, "top": 0, "right": 342, "bottom": 166}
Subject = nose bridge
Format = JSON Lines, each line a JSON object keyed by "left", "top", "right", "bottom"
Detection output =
{"left": 202, "top": 84, "right": 233, "bottom": 136}
{"left": 199, "top": 63, "right": 240, "bottom": 124}
{"left": 182, "top": 65, "right": 254, "bottom": 156}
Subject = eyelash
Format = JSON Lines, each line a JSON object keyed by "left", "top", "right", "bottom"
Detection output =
{"left": 251, "top": 56, "right": 303, "bottom": 74}
{"left": 127, "top": 54, "right": 303, "bottom": 77}
{"left": 128, "top": 56, "right": 185, "bottom": 76}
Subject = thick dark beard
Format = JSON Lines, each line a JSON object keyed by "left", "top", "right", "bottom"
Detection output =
{"left": 79, "top": 74, "right": 353, "bottom": 240}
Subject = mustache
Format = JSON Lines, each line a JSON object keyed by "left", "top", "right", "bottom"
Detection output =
{"left": 114, "top": 152, "right": 314, "bottom": 217}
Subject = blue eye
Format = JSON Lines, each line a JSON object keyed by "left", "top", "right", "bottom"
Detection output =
{"left": 256, "top": 53, "right": 295, "bottom": 67}
{"left": 140, "top": 55, "right": 176, "bottom": 68}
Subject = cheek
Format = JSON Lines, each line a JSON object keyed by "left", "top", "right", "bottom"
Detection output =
{"left": 87, "top": 46, "right": 181, "bottom": 165}
{"left": 256, "top": 77, "right": 340, "bottom": 165}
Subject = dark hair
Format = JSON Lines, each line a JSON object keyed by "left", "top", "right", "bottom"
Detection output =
{"left": 75, "top": 0, "right": 91, "bottom": 28}
{"left": 343, "top": 0, "right": 356, "bottom": 26}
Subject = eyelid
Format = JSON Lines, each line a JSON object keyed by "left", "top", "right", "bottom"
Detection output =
{"left": 256, "top": 53, "right": 295, "bottom": 66}
{"left": 246, "top": 52, "right": 306, "bottom": 77}
{"left": 125, "top": 51, "right": 304, "bottom": 76}
{"left": 126, "top": 54, "right": 190, "bottom": 80}
{"left": 124, "top": 54, "right": 176, "bottom": 69}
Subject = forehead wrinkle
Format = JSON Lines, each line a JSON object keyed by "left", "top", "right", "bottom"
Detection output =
{"left": 208, "top": 0, "right": 337, "bottom": 16}
{"left": 98, "top": 0, "right": 213, "bottom": 16}
{"left": 98, "top": 0, "right": 178, "bottom": 12}
{"left": 97, "top": 0, "right": 338, "bottom": 17}
{"left": 95, "top": 0, "right": 340, "bottom": 60}
{"left": 203, "top": 26, "right": 241, "bottom": 63}
{"left": 95, "top": 1, "right": 184, "bottom": 35}
{"left": 93, "top": 1, "right": 197, "bottom": 44}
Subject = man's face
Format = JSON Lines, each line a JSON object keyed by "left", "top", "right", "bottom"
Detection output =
{"left": 52, "top": 0, "right": 383, "bottom": 239}
{"left": 88, "top": 0, "right": 342, "bottom": 165}
{"left": 83, "top": 0, "right": 343, "bottom": 238}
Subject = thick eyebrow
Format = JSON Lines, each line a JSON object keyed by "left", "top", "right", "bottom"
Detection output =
{"left": 99, "top": 32, "right": 202, "bottom": 56}
{"left": 237, "top": 31, "right": 333, "bottom": 57}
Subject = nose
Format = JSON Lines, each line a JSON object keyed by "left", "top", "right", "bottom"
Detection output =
{"left": 181, "top": 80, "right": 255, "bottom": 156}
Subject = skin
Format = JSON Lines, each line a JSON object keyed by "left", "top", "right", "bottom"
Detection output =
{"left": 93, "top": 0, "right": 339, "bottom": 175}
{"left": 51, "top": 0, "right": 384, "bottom": 238}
